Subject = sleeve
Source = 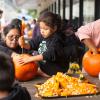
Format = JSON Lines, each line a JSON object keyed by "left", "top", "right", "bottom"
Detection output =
{"left": 0, "top": 45, "right": 13, "bottom": 56}
{"left": 29, "top": 35, "right": 42, "bottom": 50}
{"left": 75, "top": 23, "right": 93, "bottom": 41}
{"left": 43, "top": 39, "right": 65, "bottom": 62}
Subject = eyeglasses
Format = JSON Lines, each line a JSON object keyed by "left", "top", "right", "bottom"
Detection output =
{"left": 7, "top": 35, "right": 20, "bottom": 41}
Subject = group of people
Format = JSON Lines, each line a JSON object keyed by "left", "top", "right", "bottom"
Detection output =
{"left": 0, "top": 10, "right": 100, "bottom": 99}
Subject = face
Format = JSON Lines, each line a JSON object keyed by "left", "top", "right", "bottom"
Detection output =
{"left": 64, "top": 27, "right": 74, "bottom": 36}
{"left": 5, "top": 29, "right": 20, "bottom": 48}
{"left": 39, "top": 22, "right": 56, "bottom": 38}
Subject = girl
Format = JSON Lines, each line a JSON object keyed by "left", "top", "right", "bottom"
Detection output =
{"left": 18, "top": 12, "right": 69, "bottom": 77}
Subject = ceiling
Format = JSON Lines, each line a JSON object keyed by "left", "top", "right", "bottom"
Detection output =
{"left": 0, "top": 0, "right": 55, "bottom": 21}
{"left": 12, "top": 0, "right": 56, "bottom": 13}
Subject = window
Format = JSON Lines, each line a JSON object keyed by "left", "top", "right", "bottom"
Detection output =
{"left": 83, "top": 0, "right": 95, "bottom": 24}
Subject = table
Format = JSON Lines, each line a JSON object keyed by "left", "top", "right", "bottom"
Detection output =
{"left": 20, "top": 74, "right": 100, "bottom": 100}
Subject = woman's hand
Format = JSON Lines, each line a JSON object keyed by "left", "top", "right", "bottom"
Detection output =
{"left": 18, "top": 36, "right": 25, "bottom": 48}
{"left": 11, "top": 52, "right": 19, "bottom": 58}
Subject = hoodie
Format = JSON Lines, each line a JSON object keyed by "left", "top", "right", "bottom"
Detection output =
{"left": 1, "top": 84, "right": 31, "bottom": 100}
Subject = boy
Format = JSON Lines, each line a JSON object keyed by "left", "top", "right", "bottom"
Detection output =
{"left": 0, "top": 51, "right": 31, "bottom": 100}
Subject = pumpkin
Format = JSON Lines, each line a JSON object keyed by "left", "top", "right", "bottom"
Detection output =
{"left": 82, "top": 50, "right": 100, "bottom": 77}
{"left": 13, "top": 54, "right": 38, "bottom": 81}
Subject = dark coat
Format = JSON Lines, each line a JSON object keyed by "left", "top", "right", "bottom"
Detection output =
{"left": 1, "top": 84, "right": 31, "bottom": 100}
{"left": 63, "top": 34, "right": 85, "bottom": 63}
{"left": 29, "top": 33, "right": 68, "bottom": 76}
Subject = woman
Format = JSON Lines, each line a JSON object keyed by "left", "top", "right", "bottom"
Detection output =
{"left": 0, "top": 23, "right": 29, "bottom": 57}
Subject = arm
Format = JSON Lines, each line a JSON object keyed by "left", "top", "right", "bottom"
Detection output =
{"left": 18, "top": 54, "right": 43, "bottom": 65}
{"left": 19, "top": 35, "right": 41, "bottom": 50}
{"left": 75, "top": 21, "right": 99, "bottom": 54}
{"left": 82, "top": 38, "right": 98, "bottom": 54}
{"left": 28, "top": 54, "right": 43, "bottom": 62}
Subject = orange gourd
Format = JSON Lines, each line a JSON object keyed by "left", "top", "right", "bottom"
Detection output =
{"left": 13, "top": 54, "right": 38, "bottom": 81}
{"left": 82, "top": 50, "right": 100, "bottom": 77}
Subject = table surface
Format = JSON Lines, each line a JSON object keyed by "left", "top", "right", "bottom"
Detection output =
{"left": 19, "top": 74, "right": 100, "bottom": 100}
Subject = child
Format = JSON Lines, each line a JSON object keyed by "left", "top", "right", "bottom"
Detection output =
{"left": 18, "top": 12, "right": 68, "bottom": 77}
{"left": 61, "top": 19, "right": 85, "bottom": 66}
{"left": 0, "top": 51, "right": 31, "bottom": 100}
{"left": 75, "top": 19, "right": 100, "bottom": 54}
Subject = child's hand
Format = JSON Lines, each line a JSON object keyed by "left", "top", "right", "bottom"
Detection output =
{"left": 17, "top": 55, "right": 33, "bottom": 65}
{"left": 18, "top": 36, "right": 25, "bottom": 48}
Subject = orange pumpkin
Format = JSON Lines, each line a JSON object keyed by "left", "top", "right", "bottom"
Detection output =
{"left": 82, "top": 50, "right": 100, "bottom": 77}
{"left": 13, "top": 54, "right": 38, "bottom": 81}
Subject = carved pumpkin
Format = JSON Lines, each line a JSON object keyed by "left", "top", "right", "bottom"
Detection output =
{"left": 13, "top": 54, "right": 38, "bottom": 81}
{"left": 82, "top": 50, "right": 100, "bottom": 77}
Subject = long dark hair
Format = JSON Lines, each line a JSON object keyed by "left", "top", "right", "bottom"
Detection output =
{"left": 3, "top": 24, "right": 21, "bottom": 37}
{"left": 10, "top": 18, "right": 22, "bottom": 31}
{"left": 38, "top": 11, "right": 61, "bottom": 32}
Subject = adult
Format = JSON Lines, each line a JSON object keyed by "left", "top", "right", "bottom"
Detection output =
{"left": 0, "top": 23, "right": 29, "bottom": 57}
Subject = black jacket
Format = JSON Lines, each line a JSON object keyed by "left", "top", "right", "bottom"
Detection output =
{"left": 1, "top": 84, "right": 31, "bottom": 100}
{"left": 29, "top": 33, "right": 68, "bottom": 76}
{"left": 63, "top": 34, "right": 85, "bottom": 63}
